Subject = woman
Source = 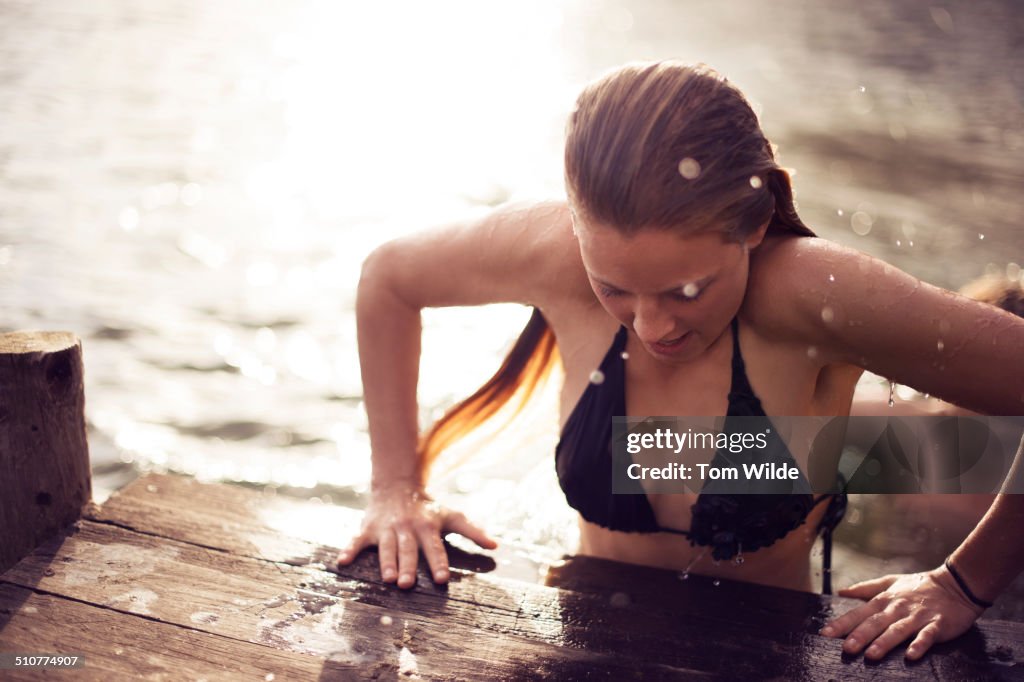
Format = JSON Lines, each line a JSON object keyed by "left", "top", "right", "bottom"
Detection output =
{"left": 337, "top": 61, "right": 1024, "bottom": 661}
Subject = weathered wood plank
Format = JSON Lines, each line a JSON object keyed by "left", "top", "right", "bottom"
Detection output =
{"left": 0, "top": 583, "right": 343, "bottom": 681}
{"left": 12, "top": 517, "right": 1012, "bottom": 679}
{"left": 88, "top": 473, "right": 1024, "bottom": 662}
{"left": 0, "top": 522, "right": 710, "bottom": 680}
{"left": 86, "top": 472, "right": 555, "bottom": 582}
{"left": 0, "top": 331, "right": 91, "bottom": 573}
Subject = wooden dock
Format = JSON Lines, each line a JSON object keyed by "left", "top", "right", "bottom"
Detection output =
{"left": 2, "top": 333, "right": 1023, "bottom": 680}
{"left": 1, "top": 472, "right": 1022, "bottom": 680}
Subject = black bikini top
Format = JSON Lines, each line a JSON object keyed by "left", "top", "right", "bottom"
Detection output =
{"left": 555, "top": 318, "right": 847, "bottom": 592}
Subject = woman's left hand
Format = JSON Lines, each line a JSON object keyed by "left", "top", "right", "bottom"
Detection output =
{"left": 819, "top": 566, "right": 985, "bottom": 661}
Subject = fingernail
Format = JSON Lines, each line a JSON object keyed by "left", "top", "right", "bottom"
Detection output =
{"left": 435, "top": 569, "right": 449, "bottom": 582}
{"left": 819, "top": 626, "right": 834, "bottom": 637}
{"left": 337, "top": 552, "right": 349, "bottom": 561}
{"left": 383, "top": 569, "right": 396, "bottom": 580}
{"left": 400, "top": 573, "right": 413, "bottom": 585}
{"left": 867, "top": 645, "right": 880, "bottom": 658}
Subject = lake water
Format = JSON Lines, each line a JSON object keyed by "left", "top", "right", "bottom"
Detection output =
{"left": 2, "top": 0, "right": 1022, "bottom": 613}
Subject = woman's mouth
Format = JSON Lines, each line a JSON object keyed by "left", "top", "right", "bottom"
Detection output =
{"left": 648, "top": 331, "right": 691, "bottom": 355}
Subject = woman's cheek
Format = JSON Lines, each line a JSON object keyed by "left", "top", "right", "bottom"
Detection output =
{"left": 598, "top": 298, "right": 632, "bottom": 326}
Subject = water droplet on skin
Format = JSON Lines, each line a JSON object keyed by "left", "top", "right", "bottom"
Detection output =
{"left": 828, "top": 274, "right": 835, "bottom": 282}
{"left": 937, "top": 339, "right": 944, "bottom": 352}
{"left": 888, "top": 380, "right": 896, "bottom": 407}
{"left": 589, "top": 370, "right": 605, "bottom": 384}
{"left": 821, "top": 307, "right": 835, "bottom": 323}
{"left": 979, "top": 233, "right": 985, "bottom": 240}
{"left": 678, "top": 157, "right": 701, "bottom": 180}
{"left": 620, "top": 351, "right": 629, "bottom": 360}
{"left": 734, "top": 555, "right": 744, "bottom": 566}
{"left": 682, "top": 282, "right": 700, "bottom": 298}
{"left": 923, "top": 393, "right": 930, "bottom": 400}
{"left": 749, "top": 175, "right": 763, "bottom": 189}
{"left": 713, "top": 579, "right": 721, "bottom": 586}
{"left": 806, "top": 346, "right": 818, "bottom": 359}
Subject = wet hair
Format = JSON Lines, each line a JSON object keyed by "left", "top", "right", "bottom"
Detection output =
{"left": 418, "top": 60, "right": 813, "bottom": 471}
{"left": 566, "top": 60, "right": 814, "bottom": 241}
{"left": 959, "top": 273, "right": 1024, "bottom": 318}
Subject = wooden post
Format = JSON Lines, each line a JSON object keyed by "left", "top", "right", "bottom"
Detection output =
{"left": 0, "top": 331, "right": 92, "bottom": 574}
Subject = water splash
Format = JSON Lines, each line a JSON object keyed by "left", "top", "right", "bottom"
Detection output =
{"left": 620, "top": 351, "right": 629, "bottom": 360}
{"left": 589, "top": 370, "right": 605, "bottom": 385}
{"left": 888, "top": 380, "right": 896, "bottom": 407}
{"left": 713, "top": 579, "right": 721, "bottom": 587}
{"left": 677, "top": 547, "right": 708, "bottom": 581}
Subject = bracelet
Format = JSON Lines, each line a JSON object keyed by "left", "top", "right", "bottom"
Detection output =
{"left": 944, "top": 556, "right": 994, "bottom": 609}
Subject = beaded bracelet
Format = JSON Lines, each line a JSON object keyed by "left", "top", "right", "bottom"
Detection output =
{"left": 944, "top": 556, "right": 994, "bottom": 609}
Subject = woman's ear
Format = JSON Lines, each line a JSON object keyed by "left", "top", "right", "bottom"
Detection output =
{"left": 744, "top": 218, "right": 771, "bottom": 251}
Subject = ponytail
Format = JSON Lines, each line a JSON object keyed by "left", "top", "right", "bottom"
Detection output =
{"left": 418, "top": 308, "right": 560, "bottom": 473}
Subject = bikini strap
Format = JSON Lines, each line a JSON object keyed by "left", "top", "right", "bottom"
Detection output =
{"left": 727, "top": 317, "right": 765, "bottom": 413}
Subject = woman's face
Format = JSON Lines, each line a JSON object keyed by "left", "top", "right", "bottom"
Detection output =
{"left": 574, "top": 215, "right": 756, "bottom": 364}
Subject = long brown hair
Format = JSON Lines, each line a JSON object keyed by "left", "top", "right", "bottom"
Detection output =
{"left": 418, "top": 60, "right": 814, "bottom": 473}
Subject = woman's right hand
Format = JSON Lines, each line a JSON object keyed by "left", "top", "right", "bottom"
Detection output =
{"left": 334, "top": 482, "right": 498, "bottom": 589}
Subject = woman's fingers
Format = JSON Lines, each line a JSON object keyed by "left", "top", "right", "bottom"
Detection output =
{"left": 444, "top": 510, "right": 499, "bottom": 550}
{"left": 377, "top": 529, "right": 398, "bottom": 583}
{"left": 335, "top": 532, "right": 371, "bottom": 566}
{"left": 396, "top": 527, "right": 420, "bottom": 589}
{"left": 842, "top": 608, "right": 898, "bottom": 655}
{"left": 837, "top": 574, "right": 898, "bottom": 600}
{"left": 415, "top": 525, "right": 451, "bottom": 584}
{"left": 820, "top": 601, "right": 879, "bottom": 638}
{"left": 863, "top": 616, "right": 919, "bottom": 660}
{"left": 905, "top": 622, "right": 942, "bottom": 661}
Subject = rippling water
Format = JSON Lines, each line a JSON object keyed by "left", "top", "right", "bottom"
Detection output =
{"left": 2, "top": 0, "right": 1022, "bottom": 607}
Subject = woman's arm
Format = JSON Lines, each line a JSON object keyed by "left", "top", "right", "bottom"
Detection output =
{"left": 749, "top": 236, "right": 1024, "bottom": 415}
{"left": 338, "top": 200, "right": 584, "bottom": 589}
{"left": 820, "top": 436, "right": 1024, "bottom": 660}
{"left": 751, "top": 238, "right": 1024, "bottom": 658}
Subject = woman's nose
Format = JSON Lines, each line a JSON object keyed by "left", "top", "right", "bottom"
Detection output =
{"left": 632, "top": 301, "right": 676, "bottom": 344}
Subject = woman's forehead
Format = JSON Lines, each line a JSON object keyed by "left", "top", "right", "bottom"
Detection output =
{"left": 576, "top": 223, "right": 740, "bottom": 288}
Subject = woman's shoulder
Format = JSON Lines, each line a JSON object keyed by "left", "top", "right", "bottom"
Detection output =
{"left": 741, "top": 233, "right": 893, "bottom": 352}
{"left": 742, "top": 234, "right": 847, "bottom": 335}
{"left": 370, "top": 199, "right": 594, "bottom": 313}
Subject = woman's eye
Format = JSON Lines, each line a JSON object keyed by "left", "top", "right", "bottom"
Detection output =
{"left": 672, "top": 290, "right": 702, "bottom": 302}
{"left": 672, "top": 282, "right": 705, "bottom": 302}
{"left": 598, "top": 286, "right": 623, "bottom": 298}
